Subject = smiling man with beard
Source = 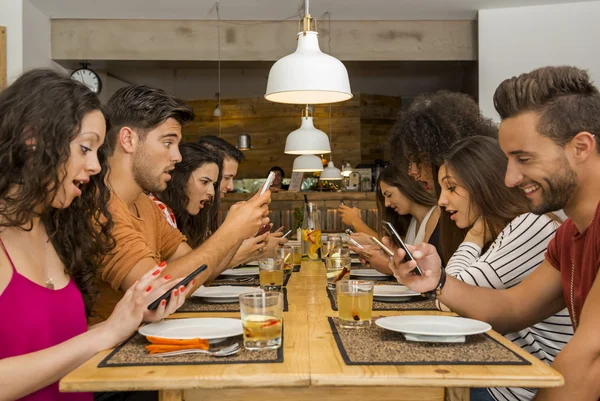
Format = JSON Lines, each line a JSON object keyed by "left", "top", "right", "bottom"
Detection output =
{"left": 388, "top": 66, "right": 600, "bottom": 401}
{"left": 93, "top": 85, "right": 271, "bottom": 321}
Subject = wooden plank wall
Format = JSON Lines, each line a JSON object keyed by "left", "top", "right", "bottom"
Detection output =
{"left": 360, "top": 94, "right": 402, "bottom": 164}
{"left": 183, "top": 94, "right": 400, "bottom": 179}
{"left": 0, "top": 26, "right": 6, "bottom": 90}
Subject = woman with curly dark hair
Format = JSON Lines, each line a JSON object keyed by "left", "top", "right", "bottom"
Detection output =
{"left": 0, "top": 69, "right": 185, "bottom": 401}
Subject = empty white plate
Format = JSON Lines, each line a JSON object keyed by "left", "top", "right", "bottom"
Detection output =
{"left": 192, "top": 286, "right": 263, "bottom": 303}
{"left": 351, "top": 269, "right": 393, "bottom": 280}
{"left": 375, "top": 315, "right": 491, "bottom": 343}
{"left": 219, "top": 267, "right": 259, "bottom": 278}
{"left": 372, "top": 285, "right": 421, "bottom": 301}
{"left": 139, "top": 318, "right": 243, "bottom": 344}
{"left": 242, "top": 261, "right": 259, "bottom": 266}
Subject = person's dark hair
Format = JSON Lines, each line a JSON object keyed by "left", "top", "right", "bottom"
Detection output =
{"left": 269, "top": 166, "right": 285, "bottom": 177}
{"left": 494, "top": 65, "right": 600, "bottom": 152}
{"left": 0, "top": 68, "right": 114, "bottom": 315}
{"left": 197, "top": 135, "right": 245, "bottom": 163}
{"left": 376, "top": 164, "right": 437, "bottom": 237}
{"left": 106, "top": 85, "right": 195, "bottom": 153}
{"left": 439, "top": 136, "right": 531, "bottom": 263}
{"left": 390, "top": 91, "right": 498, "bottom": 196}
{"left": 156, "top": 142, "right": 223, "bottom": 248}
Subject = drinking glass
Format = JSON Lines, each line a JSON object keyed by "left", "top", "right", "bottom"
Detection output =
{"left": 239, "top": 292, "right": 283, "bottom": 350}
{"left": 279, "top": 246, "right": 294, "bottom": 274}
{"left": 325, "top": 255, "right": 351, "bottom": 289}
{"left": 337, "top": 280, "right": 374, "bottom": 328}
{"left": 258, "top": 249, "right": 284, "bottom": 291}
{"left": 292, "top": 245, "right": 302, "bottom": 267}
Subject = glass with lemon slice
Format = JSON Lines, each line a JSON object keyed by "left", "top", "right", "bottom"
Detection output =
{"left": 301, "top": 203, "right": 322, "bottom": 260}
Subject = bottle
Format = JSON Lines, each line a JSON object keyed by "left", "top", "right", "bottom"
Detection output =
{"left": 301, "top": 202, "right": 322, "bottom": 260}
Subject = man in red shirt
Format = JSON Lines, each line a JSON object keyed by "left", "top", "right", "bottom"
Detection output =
{"left": 390, "top": 66, "right": 600, "bottom": 401}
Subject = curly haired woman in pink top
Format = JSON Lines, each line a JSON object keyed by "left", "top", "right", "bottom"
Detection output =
{"left": 0, "top": 69, "right": 192, "bottom": 401}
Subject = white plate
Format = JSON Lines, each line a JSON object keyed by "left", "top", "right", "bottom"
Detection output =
{"left": 191, "top": 286, "right": 263, "bottom": 303}
{"left": 375, "top": 316, "right": 491, "bottom": 343}
{"left": 372, "top": 285, "right": 421, "bottom": 301}
{"left": 139, "top": 318, "right": 243, "bottom": 344}
{"left": 219, "top": 267, "right": 259, "bottom": 277}
{"left": 350, "top": 269, "right": 392, "bottom": 279}
{"left": 242, "top": 261, "right": 259, "bottom": 266}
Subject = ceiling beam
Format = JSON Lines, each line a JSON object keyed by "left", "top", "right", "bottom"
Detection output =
{"left": 51, "top": 19, "right": 476, "bottom": 62}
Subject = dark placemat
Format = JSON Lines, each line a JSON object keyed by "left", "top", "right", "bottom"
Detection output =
{"left": 210, "top": 273, "right": 292, "bottom": 287}
{"left": 293, "top": 265, "right": 301, "bottom": 272}
{"left": 99, "top": 329, "right": 284, "bottom": 367}
{"left": 175, "top": 288, "right": 289, "bottom": 313}
{"left": 327, "top": 317, "right": 530, "bottom": 366}
{"left": 326, "top": 287, "right": 437, "bottom": 311}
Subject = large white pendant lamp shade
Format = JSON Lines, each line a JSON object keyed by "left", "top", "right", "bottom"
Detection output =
{"left": 320, "top": 161, "right": 343, "bottom": 180}
{"left": 292, "top": 154, "right": 324, "bottom": 172}
{"left": 265, "top": 3, "right": 351, "bottom": 105}
{"left": 285, "top": 107, "right": 331, "bottom": 154}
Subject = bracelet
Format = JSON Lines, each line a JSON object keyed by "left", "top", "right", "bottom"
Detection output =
{"left": 421, "top": 268, "right": 447, "bottom": 299}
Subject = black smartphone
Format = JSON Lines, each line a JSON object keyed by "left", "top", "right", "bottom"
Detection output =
{"left": 381, "top": 220, "right": 423, "bottom": 276}
{"left": 147, "top": 264, "right": 208, "bottom": 310}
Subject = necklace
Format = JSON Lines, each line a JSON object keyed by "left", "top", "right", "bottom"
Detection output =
{"left": 569, "top": 214, "right": 596, "bottom": 329}
{"left": 43, "top": 236, "right": 53, "bottom": 290}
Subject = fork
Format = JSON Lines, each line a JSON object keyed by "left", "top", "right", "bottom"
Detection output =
{"left": 150, "top": 343, "right": 241, "bottom": 358}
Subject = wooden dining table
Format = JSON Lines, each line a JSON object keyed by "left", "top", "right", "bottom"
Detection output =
{"left": 60, "top": 260, "right": 564, "bottom": 401}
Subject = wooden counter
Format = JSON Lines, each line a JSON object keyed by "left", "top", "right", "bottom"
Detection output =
{"left": 60, "top": 261, "right": 564, "bottom": 401}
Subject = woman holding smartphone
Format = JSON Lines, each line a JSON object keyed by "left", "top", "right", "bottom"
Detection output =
{"left": 0, "top": 69, "right": 189, "bottom": 401}
{"left": 434, "top": 136, "right": 573, "bottom": 401}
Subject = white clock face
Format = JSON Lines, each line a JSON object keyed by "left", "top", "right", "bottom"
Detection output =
{"left": 70, "top": 68, "right": 102, "bottom": 94}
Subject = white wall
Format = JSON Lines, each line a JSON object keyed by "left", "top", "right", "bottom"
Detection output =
{"left": 22, "top": 0, "right": 66, "bottom": 74}
{"left": 479, "top": 1, "right": 600, "bottom": 121}
{"left": 0, "top": 0, "right": 23, "bottom": 84}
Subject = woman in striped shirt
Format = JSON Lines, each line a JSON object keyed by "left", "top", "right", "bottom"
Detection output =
{"left": 437, "top": 136, "right": 573, "bottom": 401}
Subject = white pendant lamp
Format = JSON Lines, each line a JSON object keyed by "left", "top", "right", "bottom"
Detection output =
{"left": 265, "top": 0, "right": 352, "bottom": 105}
{"left": 320, "top": 161, "right": 343, "bottom": 180}
{"left": 341, "top": 161, "right": 353, "bottom": 177}
{"left": 285, "top": 106, "right": 331, "bottom": 155}
{"left": 292, "top": 154, "right": 324, "bottom": 172}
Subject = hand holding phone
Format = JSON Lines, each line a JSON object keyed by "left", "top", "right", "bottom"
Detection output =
{"left": 255, "top": 223, "right": 272, "bottom": 237}
{"left": 381, "top": 221, "right": 423, "bottom": 276}
{"left": 347, "top": 236, "right": 365, "bottom": 250}
{"left": 368, "top": 236, "right": 394, "bottom": 257}
{"left": 147, "top": 264, "right": 208, "bottom": 310}
{"left": 260, "top": 171, "right": 276, "bottom": 195}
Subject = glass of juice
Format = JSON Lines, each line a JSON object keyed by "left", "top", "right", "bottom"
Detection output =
{"left": 279, "top": 246, "right": 294, "bottom": 274}
{"left": 258, "top": 249, "right": 284, "bottom": 291}
{"left": 337, "top": 280, "right": 374, "bottom": 328}
{"left": 325, "top": 255, "right": 351, "bottom": 289}
{"left": 239, "top": 292, "right": 283, "bottom": 350}
{"left": 292, "top": 245, "right": 302, "bottom": 267}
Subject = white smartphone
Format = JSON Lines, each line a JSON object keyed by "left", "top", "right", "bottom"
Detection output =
{"left": 368, "top": 236, "right": 394, "bottom": 257}
{"left": 260, "top": 171, "right": 276, "bottom": 195}
{"left": 282, "top": 229, "right": 292, "bottom": 238}
{"left": 347, "top": 236, "right": 365, "bottom": 250}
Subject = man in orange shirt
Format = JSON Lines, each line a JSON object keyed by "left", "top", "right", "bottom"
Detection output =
{"left": 94, "top": 85, "right": 270, "bottom": 319}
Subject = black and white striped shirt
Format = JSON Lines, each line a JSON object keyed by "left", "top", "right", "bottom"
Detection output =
{"left": 446, "top": 213, "right": 574, "bottom": 401}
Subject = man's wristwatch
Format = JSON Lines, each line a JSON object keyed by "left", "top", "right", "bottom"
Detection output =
{"left": 421, "top": 268, "right": 447, "bottom": 299}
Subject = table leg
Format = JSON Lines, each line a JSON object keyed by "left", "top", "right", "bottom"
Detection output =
{"left": 445, "top": 387, "right": 469, "bottom": 401}
{"left": 159, "top": 390, "right": 183, "bottom": 401}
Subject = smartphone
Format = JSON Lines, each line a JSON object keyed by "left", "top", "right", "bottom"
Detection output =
{"left": 282, "top": 229, "right": 292, "bottom": 238}
{"left": 345, "top": 228, "right": 354, "bottom": 235}
{"left": 368, "top": 236, "right": 394, "bottom": 257}
{"left": 347, "top": 236, "right": 365, "bottom": 250}
{"left": 255, "top": 223, "right": 272, "bottom": 237}
{"left": 340, "top": 200, "right": 345, "bottom": 206}
{"left": 381, "top": 220, "right": 423, "bottom": 276}
{"left": 147, "top": 264, "right": 208, "bottom": 310}
{"left": 260, "top": 171, "right": 276, "bottom": 195}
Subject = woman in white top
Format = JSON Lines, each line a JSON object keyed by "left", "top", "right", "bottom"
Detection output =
{"left": 437, "top": 136, "right": 573, "bottom": 401}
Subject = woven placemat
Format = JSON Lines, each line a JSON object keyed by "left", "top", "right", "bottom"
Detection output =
{"left": 327, "top": 317, "right": 529, "bottom": 366}
{"left": 99, "top": 329, "right": 284, "bottom": 367}
{"left": 175, "top": 288, "right": 289, "bottom": 313}
{"left": 210, "top": 273, "right": 292, "bottom": 287}
{"left": 326, "top": 287, "right": 436, "bottom": 311}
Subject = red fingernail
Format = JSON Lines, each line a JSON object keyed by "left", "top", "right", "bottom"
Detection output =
{"left": 179, "top": 285, "right": 185, "bottom": 292}
{"left": 145, "top": 286, "right": 152, "bottom": 292}
{"left": 174, "top": 289, "right": 179, "bottom": 296}
{"left": 161, "top": 299, "right": 167, "bottom": 306}
{"left": 191, "top": 279, "right": 196, "bottom": 285}
{"left": 164, "top": 275, "right": 172, "bottom": 280}
{"left": 152, "top": 269, "right": 160, "bottom": 276}
{"left": 159, "top": 261, "right": 167, "bottom": 267}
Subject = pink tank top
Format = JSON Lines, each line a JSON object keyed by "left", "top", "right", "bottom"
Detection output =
{"left": 0, "top": 238, "right": 93, "bottom": 401}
